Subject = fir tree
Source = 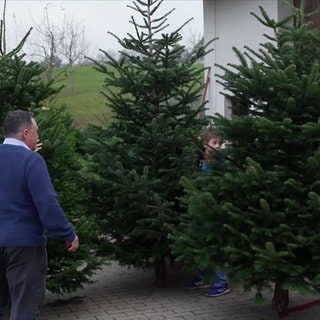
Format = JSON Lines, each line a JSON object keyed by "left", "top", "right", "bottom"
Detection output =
{"left": 84, "top": 0, "right": 213, "bottom": 287}
{"left": 171, "top": 3, "right": 320, "bottom": 315}
{"left": 0, "top": 28, "right": 57, "bottom": 122}
{"left": 0, "top": 25, "right": 104, "bottom": 293}
{"left": 35, "top": 107, "right": 104, "bottom": 293}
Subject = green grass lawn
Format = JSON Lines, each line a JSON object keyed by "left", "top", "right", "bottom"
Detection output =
{"left": 52, "top": 63, "right": 204, "bottom": 128}
{"left": 53, "top": 65, "right": 112, "bottom": 127}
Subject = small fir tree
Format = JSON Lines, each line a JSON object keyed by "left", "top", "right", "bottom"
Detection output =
{"left": 171, "top": 4, "right": 320, "bottom": 316}
{"left": 84, "top": 0, "right": 213, "bottom": 286}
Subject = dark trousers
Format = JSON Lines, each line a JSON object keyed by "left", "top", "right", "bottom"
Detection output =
{"left": 0, "top": 268, "right": 9, "bottom": 317}
{"left": 0, "top": 247, "right": 47, "bottom": 320}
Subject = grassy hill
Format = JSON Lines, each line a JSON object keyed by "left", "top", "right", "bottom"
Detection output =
{"left": 52, "top": 65, "right": 112, "bottom": 127}
{"left": 52, "top": 63, "right": 204, "bottom": 128}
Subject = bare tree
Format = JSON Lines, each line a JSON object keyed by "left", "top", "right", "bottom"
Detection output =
{"left": 0, "top": 0, "right": 7, "bottom": 54}
{"left": 1, "top": 0, "right": 32, "bottom": 58}
{"left": 59, "top": 16, "right": 89, "bottom": 93}
{"left": 28, "top": 4, "right": 90, "bottom": 89}
{"left": 60, "top": 17, "right": 89, "bottom": 67}
{"left": 27, "top": 4, "right": 65, "bottom": 81}
{"left": 183, "top": 25, "right": 204, "bottom": 63}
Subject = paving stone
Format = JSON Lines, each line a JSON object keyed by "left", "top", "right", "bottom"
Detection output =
{"left": 2, "top": 262, "right": 320, "bottom": 319}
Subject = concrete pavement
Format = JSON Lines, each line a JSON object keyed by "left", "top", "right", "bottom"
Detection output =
{"left": 6, "top": 262, "right": 320, "bottom": 319}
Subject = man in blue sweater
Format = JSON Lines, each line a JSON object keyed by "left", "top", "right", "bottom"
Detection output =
{"left": 0, "top": 110, "right": 79, "bottom": 319}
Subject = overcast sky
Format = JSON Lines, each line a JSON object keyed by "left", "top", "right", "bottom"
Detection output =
{"left": 2, "top": 0, "right": 203, "bottom": 58}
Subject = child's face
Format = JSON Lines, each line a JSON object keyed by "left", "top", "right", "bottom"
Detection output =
{"left": 204, "top": 137, "right": 222, "bottom": 155}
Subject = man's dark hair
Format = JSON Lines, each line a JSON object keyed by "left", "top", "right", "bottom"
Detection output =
{"left": 3, "top": 110, "right": 34, "bottom": 137}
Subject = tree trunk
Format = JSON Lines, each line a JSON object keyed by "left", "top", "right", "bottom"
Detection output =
{"left": 272, "top": 280, "right": 289, "bottom": 316}
{"left": 154, "top": 256, "right": 167, "bottom": 288}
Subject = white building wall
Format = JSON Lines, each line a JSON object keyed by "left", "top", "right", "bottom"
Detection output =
{"left": 203, "top": 0, "right": 292, "bottom": 117}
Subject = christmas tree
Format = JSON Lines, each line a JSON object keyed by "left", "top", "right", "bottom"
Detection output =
{"left": 84, "top": 0, "right": 213, "bottom": 287}
{"left": 35, "top": 107, "right": 104, "bottom": 293}
{"left": 171, "top": 3, "right": 320, "bottom": 315}
{"left": 0, "top": 22, "right": 103, "bottom": 293}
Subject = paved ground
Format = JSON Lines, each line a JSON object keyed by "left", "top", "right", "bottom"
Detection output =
{"left": 4, "top": 262, "right": 320, "bottom": 319}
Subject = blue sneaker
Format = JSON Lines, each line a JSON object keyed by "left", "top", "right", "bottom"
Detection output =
{"left": 185, "top": 276, "right": 211, "bottom": 289}
{"left": 206, "top": 286, "right": 231, "bottom": 297}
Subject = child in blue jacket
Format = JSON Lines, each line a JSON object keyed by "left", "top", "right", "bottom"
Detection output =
{"left": 185, "top": 127, "right": 230, "bottom": 297}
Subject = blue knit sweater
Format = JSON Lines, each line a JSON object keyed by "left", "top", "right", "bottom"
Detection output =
{"left": 0, "top": 143, "right": 75, "bottom": 247}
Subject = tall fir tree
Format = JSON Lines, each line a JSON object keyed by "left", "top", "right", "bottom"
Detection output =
{"left": 84, "top": 0, "right": 213, "bottom": 286}
{"left": 0, "top": 24, "right": 104, "bottom": 293}
{"left": 0, "top": 28, "right": 57, "bottom": 121}
{"left": 35, "top": 107, "right": 104, "bottom": 293}
{"left": 171, "top": 3, "right": 320, "bottom": 315}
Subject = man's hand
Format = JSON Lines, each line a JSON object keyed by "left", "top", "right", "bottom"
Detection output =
{"left": 66, "top": 234, "right": 79, "bottom": 252}
{"left": 34, "top": 139, "right": 43, "bottom": 152}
